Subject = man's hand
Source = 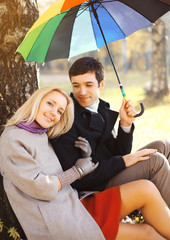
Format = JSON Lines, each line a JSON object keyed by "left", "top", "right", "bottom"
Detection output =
{"left": 75, "top": 136, "right": 92, "bottom": 157}
{"left": 119, "top": 99, "right": 137, "bottom": 126}
{"left": 123, "top": 149, "right": 157, "bottom": 167}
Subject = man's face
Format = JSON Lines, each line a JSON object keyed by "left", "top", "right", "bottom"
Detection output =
{"left": 70, "top": 72, "right": 104, "bottom": 108}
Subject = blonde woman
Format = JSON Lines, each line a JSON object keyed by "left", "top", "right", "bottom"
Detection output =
{"left": 0, "top": 86, "right": 170, "bottom": 240}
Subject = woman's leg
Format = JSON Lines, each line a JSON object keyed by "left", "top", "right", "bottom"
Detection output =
{"left": 116, "top": 180, "right": 170, "bottom": 240}
{"left": 117, "top": 223, "right": 166, "bottom": 240}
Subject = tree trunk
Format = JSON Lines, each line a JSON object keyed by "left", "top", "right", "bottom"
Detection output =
{"left": 0, "top": 0, "right": 39, "bottom": 239}
{"left": 150, "top": 19, "right": 169, "bottom": 98}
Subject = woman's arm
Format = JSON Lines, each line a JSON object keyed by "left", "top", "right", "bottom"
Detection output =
{"left": 0, "top": 147, "right": 60, "bottom": 201}
{"left": 58, "top": 137, "right": 98, "bottom": 190}
{"left": 0, "top": 131, "right": 98, "bottom": 199}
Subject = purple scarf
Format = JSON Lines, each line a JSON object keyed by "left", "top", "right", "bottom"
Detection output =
{"left": 17, "top": 120, "right": 48, "bottom": 134}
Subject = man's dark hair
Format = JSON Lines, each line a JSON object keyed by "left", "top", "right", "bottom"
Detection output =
{"left": 69, "top": 57, "right": 104, "bottom": 84}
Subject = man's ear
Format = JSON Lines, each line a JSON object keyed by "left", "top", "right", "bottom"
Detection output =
{"left": 99, "top": 79, "right": 105, "bottom": 90}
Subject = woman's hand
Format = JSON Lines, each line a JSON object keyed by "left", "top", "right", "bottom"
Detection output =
{"left": 75, "top": 136, "right": 92, "bottom": 157}
{"left": 74, "top": 157, "right": 99, "bottom": 179}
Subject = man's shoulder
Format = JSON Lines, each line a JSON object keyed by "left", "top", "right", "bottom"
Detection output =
{"left": 98, "top": 98, "right": 110, "bottom": 109}
{"left": 98, "top": 98, "right": 119, "bottom": 115}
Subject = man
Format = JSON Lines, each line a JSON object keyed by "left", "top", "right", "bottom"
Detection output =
{"left": 51, "top": 57, "right": 170, "bottom": 207}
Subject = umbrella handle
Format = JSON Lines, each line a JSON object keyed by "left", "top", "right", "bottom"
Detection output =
{"left": 120, "top": 84, "right": 144, "bottom": 118}
{"left": 133, "top": 102, "right": 145, "bottom": 117}
{"left": 123, "top": 97, "right": 145, "bottom": 118}
{"left": 124, "top": 98, "right": 145, "bottom": 118}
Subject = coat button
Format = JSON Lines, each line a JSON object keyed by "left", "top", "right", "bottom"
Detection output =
{"left": 82, "top": 113, "right": 87, "bottom": 119}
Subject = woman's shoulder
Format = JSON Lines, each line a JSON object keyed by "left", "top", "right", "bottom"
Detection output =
{"left": 0, "top": 125, "right": 38, "bottom": 147}
{"left": 0, "top": 126, "right": 25, "bottom": 156}
{"left": 0, "top": 126, "right": 48, "bottom": 158}
{"left": 1, "top": 125, "right": 27, "bottom": 140}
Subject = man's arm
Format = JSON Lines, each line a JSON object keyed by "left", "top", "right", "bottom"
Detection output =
{"left": 104, "top": 121, "right": 134, "bottom": 156}
{"left": 106, "top": 98, "right": 136, "bottom": 155}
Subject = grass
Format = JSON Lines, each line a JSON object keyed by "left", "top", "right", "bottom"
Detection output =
{"left": 40, "top": 69, "right": 170, "bottom": 151}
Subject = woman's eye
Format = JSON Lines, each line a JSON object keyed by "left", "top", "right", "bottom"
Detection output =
{"left": 47, "top": 101, "right": 53, "bottom": 106}
{"left": 57, "top": 110, "right": 63, "bottom": 115}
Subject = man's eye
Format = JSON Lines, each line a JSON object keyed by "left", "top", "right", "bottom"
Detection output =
{"left": 73, "top": 85, "right": 79, "bottom": 88}
{"left": 86, "top": 84, "right": 93, "bottom": 87}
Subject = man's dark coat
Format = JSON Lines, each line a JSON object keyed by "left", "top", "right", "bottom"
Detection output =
{"left": 51, "top": 94, "right": 134, "bottom": 191}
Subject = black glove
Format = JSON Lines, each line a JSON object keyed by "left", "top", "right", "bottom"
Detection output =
{"left": 75, "top": 136, "right": 92, "bottom": 157}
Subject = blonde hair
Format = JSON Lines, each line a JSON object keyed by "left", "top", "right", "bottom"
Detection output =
{"left": 6, "top": 86, "right": 74, "bottom": 138}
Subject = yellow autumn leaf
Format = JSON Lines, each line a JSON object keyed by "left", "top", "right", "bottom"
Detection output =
{"left": 0, "top": 220, "right": 3, "bottom": 232}
{"left": 8, "top": 227, "right": 21, "bottom": 240}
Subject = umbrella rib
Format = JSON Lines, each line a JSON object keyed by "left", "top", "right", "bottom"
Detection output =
{"left": 76, "top": 5, "right": 90, "bottom": 18}
{"left": 43, "top": 1, "right": 115, "bottom": 22}
{"left": 88, "top": 1, "right": 126, "bottom": 40}
{"left": 54, "top": 4, "right": 90, "bottom": 20}
{"left": 88, "top": 2, "right": 104, "bottom": 12}
{"left": 99, "top": 2, "right": 126, "bottom": 38}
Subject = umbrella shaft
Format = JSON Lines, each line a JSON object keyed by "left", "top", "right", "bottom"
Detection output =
{"left": 91, "top": 3, "right": 126, "bottom": 98}
{"left": 120, "top": 84, "right": 127, "bottom": 99}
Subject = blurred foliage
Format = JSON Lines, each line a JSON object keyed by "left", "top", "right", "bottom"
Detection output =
{"left": 0, "top": 219, "right": 21, "bottom": 240}
{"left": 37, "top": 0, "right": 56, "bottom": 14}
{"left": 128, "top": 210, "right": 145, "bottom": 224}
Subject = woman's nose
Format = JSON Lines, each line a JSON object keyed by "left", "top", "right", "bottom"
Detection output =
{"left": 50, "top": 108, "right": 57, "bottom": 116}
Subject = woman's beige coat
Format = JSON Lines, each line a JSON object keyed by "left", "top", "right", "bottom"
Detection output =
{"left": 0, "top": 126, "right": 105, "bottom": 240}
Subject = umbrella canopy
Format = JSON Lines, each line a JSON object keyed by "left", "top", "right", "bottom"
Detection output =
{"left": 17, "top": 0, "right": 170, "bottom": 63}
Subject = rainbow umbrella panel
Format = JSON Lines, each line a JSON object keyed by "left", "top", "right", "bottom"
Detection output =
{"left": 17, "top": 0, "right": 170, "bottom": 63}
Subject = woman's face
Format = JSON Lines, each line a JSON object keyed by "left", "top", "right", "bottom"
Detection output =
{"left": 35, "top": 91, "right": 67, "bottom": 128}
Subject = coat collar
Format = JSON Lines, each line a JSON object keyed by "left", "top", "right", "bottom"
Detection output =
{"left": 70, "top": 93, "right": 119, "bottom": 140}
{"left": 70, "top": 92, "right": 113, "bottom": 115}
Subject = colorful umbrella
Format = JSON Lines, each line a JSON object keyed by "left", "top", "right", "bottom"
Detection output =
{"left": 17, "top": 0, "right": 170, "bottom": 62}
{"left": 17, "top": 0, "right": 170, "bottom": 117}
